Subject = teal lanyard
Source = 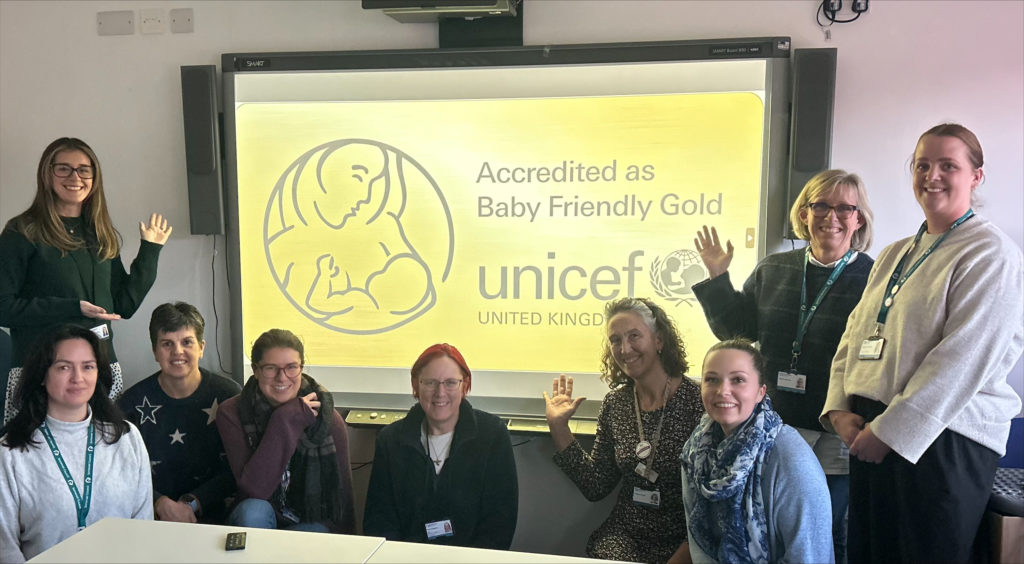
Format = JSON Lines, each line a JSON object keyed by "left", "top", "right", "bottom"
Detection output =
{"left": 791, "top": 248, "right": 854, "bottom": 368}
{"left": 40, "top": 420, "right": 95, "bottom": 529}
{"left": 875, "top": 208, "right": 975, "bottom": 328}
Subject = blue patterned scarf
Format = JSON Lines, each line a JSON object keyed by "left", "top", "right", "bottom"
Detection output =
{"left": 680, "top": 396, "right": 783, "bottom": 564}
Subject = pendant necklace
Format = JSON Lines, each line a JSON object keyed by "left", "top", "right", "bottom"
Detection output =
{"left": 426, "top": 429, "right": 453, "bottom": 466}
{"left": 633, "top": 377, "right": 671, "bottom": 459}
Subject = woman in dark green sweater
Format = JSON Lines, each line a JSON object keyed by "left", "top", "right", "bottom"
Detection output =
{"left": 1, "top": 137, "right": 172, "bottom": 425}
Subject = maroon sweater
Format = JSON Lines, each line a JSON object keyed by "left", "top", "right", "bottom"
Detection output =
{"left": 216, "top": 395, "right": 355, "bottom": 533}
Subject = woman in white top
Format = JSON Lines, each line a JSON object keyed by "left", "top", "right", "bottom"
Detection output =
{"left": 0, "top": 325, "right": 152, "bottom": 563}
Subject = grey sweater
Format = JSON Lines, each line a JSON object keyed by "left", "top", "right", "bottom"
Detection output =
{"left": 821, "top": 215, "right": 1023, "bottom": 462}
{"left": 0, "top": 415, "right": 153, "bottom": 562}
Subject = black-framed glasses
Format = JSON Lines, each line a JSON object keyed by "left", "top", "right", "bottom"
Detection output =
{"left": 807, "top": 202, "right": 858, "bottom": 219}
{"left": 52, "top": 163, "right": 95, "bottom": 179}
{"left": 257, "top": 363, "right": 302, "bottom": 378}
{"left": 419, "top": 378, "right": 463, "bottom": 391}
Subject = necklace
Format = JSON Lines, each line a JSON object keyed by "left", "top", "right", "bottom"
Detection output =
{"left": 62, "top": 217, "right": 81, "bottom": 236}
{"left": 426, "top": 430, "right": 454, "bottom": 466}
{"left": 633, "top": 377, "right": 671, "bottom": 461}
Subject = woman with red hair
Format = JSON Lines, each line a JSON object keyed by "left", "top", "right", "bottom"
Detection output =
{"left": 363, "top": 343, "right": 519, "bottom": 549}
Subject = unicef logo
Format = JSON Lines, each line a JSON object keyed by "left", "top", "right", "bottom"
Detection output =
{"left": 264, "top": 139, "right": 454, "bottom": 334}
{"left": 649, "top": 249, "right": 706, "bottom": 306}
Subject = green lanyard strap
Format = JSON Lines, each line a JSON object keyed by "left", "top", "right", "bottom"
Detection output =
{"left": 791, "top": 248, "right": 854, "bottom": 368}
{"left": 875, "top": 208, "right": 975, "bottom": 328}
{"left": 40, "top": 420, "right": 95, "bottom": 529}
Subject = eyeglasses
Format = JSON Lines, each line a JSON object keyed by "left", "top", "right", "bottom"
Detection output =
{"left": 257, "top": 363, "right": 302, "bottom": 378}
{"left": 52, "top": 163, "right": 95, "bottom": 179}
{"left": 807, "top": 202, "right": 859, "bottom": 219}
{"left": 419, "top": 378, "right": 463, "bottom": 391}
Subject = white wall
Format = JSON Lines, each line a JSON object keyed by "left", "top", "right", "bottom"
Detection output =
{"left": 2, "top": 0, "right": 1022, "bottom": 555}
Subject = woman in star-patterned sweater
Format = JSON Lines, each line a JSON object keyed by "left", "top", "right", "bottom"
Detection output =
{"left": 120, "top": 367, "right": 240, "bottom": 523}
{"left": 119, "top": 302, "right": 241, "bottom": 524}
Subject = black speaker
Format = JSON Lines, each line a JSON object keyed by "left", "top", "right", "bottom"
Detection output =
{"left": 180, "top": 65, "right": 224, "bottom": 235}
{"left": 787, "top": 48, "right": 837, "bottom": 215}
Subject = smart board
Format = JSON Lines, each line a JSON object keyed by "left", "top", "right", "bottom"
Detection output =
{"left": 221, "top": 38, "right": 794, "bottom": 418}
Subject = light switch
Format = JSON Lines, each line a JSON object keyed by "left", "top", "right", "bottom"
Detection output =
{"left": 140, "top": 8, "right": 164, "bottom": 34}
{"left": 97, "top": 10, "right": 134, "bottom": 36}
{"left": 170, "top": 8, "right": 194, "bottom": 34}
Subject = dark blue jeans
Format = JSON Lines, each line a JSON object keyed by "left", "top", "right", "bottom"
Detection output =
{"left": 826, "top": 473, "right": 849, "bottom": 564}
{"left": 227, "top": 498, "right": 330, "bottom": 533}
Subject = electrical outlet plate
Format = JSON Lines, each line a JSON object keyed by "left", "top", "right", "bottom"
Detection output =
{"left": 97, "top": 10, "right": 134, "bottom": 36}
{"left": 140, "top": 8, "right": 164, "bottom": 34}
{"left": 170, "top": 8, "right": 194, "bottom": 34}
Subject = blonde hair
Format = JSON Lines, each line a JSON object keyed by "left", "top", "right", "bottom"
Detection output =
{"left": 788, "top": 169, "right": 874, "bottom": 252}
{"left": 6, "top": 138, "right": 120, "bottom": 260}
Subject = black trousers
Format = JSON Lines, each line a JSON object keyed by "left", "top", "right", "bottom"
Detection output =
{"left": 848, "top": 396, "right": 999, "bottom": 564}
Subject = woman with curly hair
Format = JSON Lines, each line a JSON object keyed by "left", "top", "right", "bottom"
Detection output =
{"left": 544, "top": 297, "right": 704, "bottom": 563}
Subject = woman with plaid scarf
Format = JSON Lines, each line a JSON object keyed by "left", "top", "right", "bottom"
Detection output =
{"left": 216, "top": 329, "right": 355, "bottom": 533}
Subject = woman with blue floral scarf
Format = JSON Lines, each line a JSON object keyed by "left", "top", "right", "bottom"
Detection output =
{"left": 680, "top": 339, "right": 833, "bottom": 564}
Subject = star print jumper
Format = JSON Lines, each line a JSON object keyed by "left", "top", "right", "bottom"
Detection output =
{"left": 119, "top": 368, "right": 241, "bottom": 523}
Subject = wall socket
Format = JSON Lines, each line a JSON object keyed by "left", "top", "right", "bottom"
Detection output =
{"left": 170, "top": 8, "right": 194, "bottom": 33}
{"left": 140, "top": 8, "right": 164, "bottom": 34}
{"left": 97, "top": 10, "right": 134, "bottom": 36}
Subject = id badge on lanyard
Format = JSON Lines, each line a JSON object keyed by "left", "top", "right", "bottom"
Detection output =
{"left": 777, "top": 371, "right": 807, "bottom": 393}
{"left": 787, "top": 249, "right": 852, "bottom": 384}
{"left": 633, "top": 487, "right": 661, "bottom": 508}
{"left": 866, "top": 210, "right": 974, "bottom": 361}
{"left": 425, "top": 519, "right": 454, "bottom": 540}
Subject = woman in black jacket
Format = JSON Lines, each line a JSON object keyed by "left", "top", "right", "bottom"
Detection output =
{"left": 363, "top": 343, "right": 518, "bottom": 549}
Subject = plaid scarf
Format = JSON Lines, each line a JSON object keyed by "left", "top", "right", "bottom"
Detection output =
{"left": 680, "top": 396, "right": 783, "bottom": 564}
{"left": 237, "top": 373, "right": 342, "bottom": 527}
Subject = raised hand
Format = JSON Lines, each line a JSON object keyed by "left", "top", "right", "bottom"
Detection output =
{"left": 140, "top": 213, "right": 173, "bottom": 245}
{"left": 301, "top": 392, "right": 321, "bottom": 417}
{"left": 80, "top": 300, "right": 121, "bottom": 321}
{"left": 694, "top": 225, "right": 734, "bottom": 279}
{"left": 543, "top": 374, "right": 586, "bottom": 426}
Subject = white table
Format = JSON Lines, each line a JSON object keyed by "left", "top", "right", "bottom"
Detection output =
{"left": 365, "top": 540, "right": 620, "bottom": 563}
{"left": 28, "top": 518, "right": 386, "bottom": 563}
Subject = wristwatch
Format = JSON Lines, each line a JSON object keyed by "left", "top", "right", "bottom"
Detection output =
{"left": 179, "top": 494, "right": 201, "bottom": 518}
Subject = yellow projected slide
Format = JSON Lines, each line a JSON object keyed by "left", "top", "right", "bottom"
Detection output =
{"left": 236, "top": 92, "right": 763, "bottom": 374}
